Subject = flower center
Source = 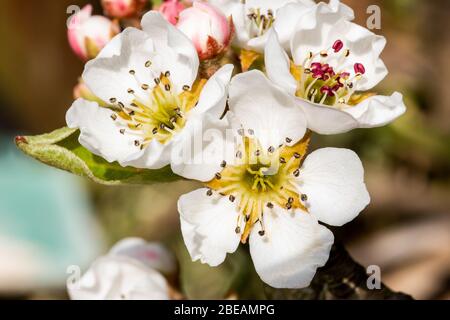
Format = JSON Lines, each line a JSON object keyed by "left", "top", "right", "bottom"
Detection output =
{"left": 207, "top": 133, "right": 310, "bottom": 243}
{"left": 291, "top": 40, "right": 368, "bottom": 108}
{"left": 108, "top": 62, "right": 204, "bottom": 148}
{"left": 246, "top": 7, "right": 275, "bottom": 38}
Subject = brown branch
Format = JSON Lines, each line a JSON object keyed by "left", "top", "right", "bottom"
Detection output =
{"left": 264, "top": 243, "right": 413, "bottom": 300}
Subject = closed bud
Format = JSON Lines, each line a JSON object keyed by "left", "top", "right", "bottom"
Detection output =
{"left": 67, "top": 5, "right": 119, "bottom": 61}
{"left": 101, "top": 0, "right": 147, "bottom": 19}
{"left": 176, "top": 1, "right": 232, "bottom": 60}
{"left": 159, "top": 0, "right": 185, "bottom": 25}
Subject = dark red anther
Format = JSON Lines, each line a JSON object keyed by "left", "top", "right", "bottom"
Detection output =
{"left": 354, "top": 63, "right": 366, "bottom": 75}
{"left": 327, "top": 67, "right": 336, "bottom": 77}
{"left": 336, "top": 72, "right": 350, "bottom": 87}
{"left": 310, "top": 62, "right": 338, "bottom": 81}
{"left": 332, "top": 40, "right": 344, "bottom": 53}
{"left": 321, "top": 64, "right": 330, "bottom": 72}
{"left": 320, "top": 86, "right": 329, "bottom": 94}
{"left": 332, "top": 84, "right": 341, "bottom": 92}
{"left": 333, "top": 40, "right": 344, "bottom": 53}
{"left": 320, "top": 85, "right": 334, "bottom": 96}
{"left": 334, "top": 78, "right": 345, "bottom": 88}
{"left": 312, "top": 69, "right": 324, "bottom": 79}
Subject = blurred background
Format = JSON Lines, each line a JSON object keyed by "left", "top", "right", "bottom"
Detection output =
{"left": 0, "top": 0, "right": 448, "bottom": 300}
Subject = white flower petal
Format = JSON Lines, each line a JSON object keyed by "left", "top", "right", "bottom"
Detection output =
{"left": 265, "top": 30, "right": 298, "bottom": 96}
{"left": 271, "top": 1, "right": 316, "bottom": 51}
{"left": 83, "top": 14, "right": 199, "bottom": 105}
{"left": 209, "top": 0, "right": 241, "bottom": 15}
{"left": 291, "top": 1, "right": 354, "bottom": 65}
{"left": 68, "top": 256, "right": 169, "bottom": 300}
{"left": 295, "top": 93, "right": 406, "bottom": 134}
{"left": 141, "top": 11, "right": 199, "bottom": 89}
{"left": 297, "top": 148, "right": 370, "bottom": 226}
{"left": 169, "top": 65, "right": 234, "bottom": 181}
{"left": 297, "top": 98, "right": 359, "bottom": 134}
{"left": 344, "top": 92, "right": 406, "bottom": 128}
{"left": 244, "top": 0, "right": 313, "bottom": 18}
{"left": 180, "top": 215, "right": 202, "bottom": 262}
{"left": 247, "top": 0, "right": 306, "bottom": 10}
{"left": 66, "top": 98, "right": 142, "bottom": 164}
{"left": 194, "top": 64, "right": 234, "bottom": 118}
{"left": 121, "top": 138, "right": 172, "bottom": 170}
{"left": 209, "top": 0, "right": 252, "bottom": 49}
{"left": 178, "top": 189, "right": 241, "bottom": 267}
{"left": 82, "top": 27, "right": 157, "bottom": 105}
{"left": 109, "top": 238, "right": 176, "bottom": 275}
{"left": 225, "top": 1, "right": 251, "bottom": 49}
{"left": 170, "top": 113, "right": 235, "bottom": 182}
{"left": 96, "top": 29, "right": 124, "bottom": 59}
{"left": 66, "top": 99, "right": 173, "bottom": 170}
{"left": 246, "top": 32, "right": 270, "bottom": 53}
{"left": 250, "top": 206, "right": 334, "bottom": 289}
{"left": 228, "top": 70, "right": 307, "bottom": 150}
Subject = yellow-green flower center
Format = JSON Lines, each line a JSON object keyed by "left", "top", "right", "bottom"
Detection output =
{"left": 108, "top": 65, "right": 205, "bottom": 148}
{"left": 207, "top": 134, "right": 311, "bottom": 243}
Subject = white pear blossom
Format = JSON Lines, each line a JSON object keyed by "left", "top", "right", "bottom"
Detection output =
{"left": 66, "top": 11, "right": 234, "bottom": 179}
{"left": 264, "top": 7, "right": 406, "bottom": 134}
{"left": 68, "top": 238, "right": 176, "bottom": 300}
{"left": 209, "top": 0, "right": 353, "bottom": 53}
{"left": 178, "top": 70, "right": 370, "bottom": 289}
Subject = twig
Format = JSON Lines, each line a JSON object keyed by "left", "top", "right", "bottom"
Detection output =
{"left": 264, "top": 243, "right": 413, "bottom": 300}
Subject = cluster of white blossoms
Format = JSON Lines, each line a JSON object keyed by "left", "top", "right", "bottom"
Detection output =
{"left": 67, "top": 0, "right": 406, "bottom": 290}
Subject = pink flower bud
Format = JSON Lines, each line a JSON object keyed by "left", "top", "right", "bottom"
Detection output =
{"left": 67, "top": 5, "right": 119, "bottom": 61}
{"left": 101, "top": 0, "right": 147, "bottom": 19}
{"left": 176, "top": 1, "right": 232, "bottom": 60}
{"left": 159, "top": 0, "right": 185, "bottom": 25}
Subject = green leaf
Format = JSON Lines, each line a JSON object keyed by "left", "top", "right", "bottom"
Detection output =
{"left": 174, "top": 237, "right": 249, "bottom": 300}
{"left": 15, "top": 127, "right": 182, "bottom": 185}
